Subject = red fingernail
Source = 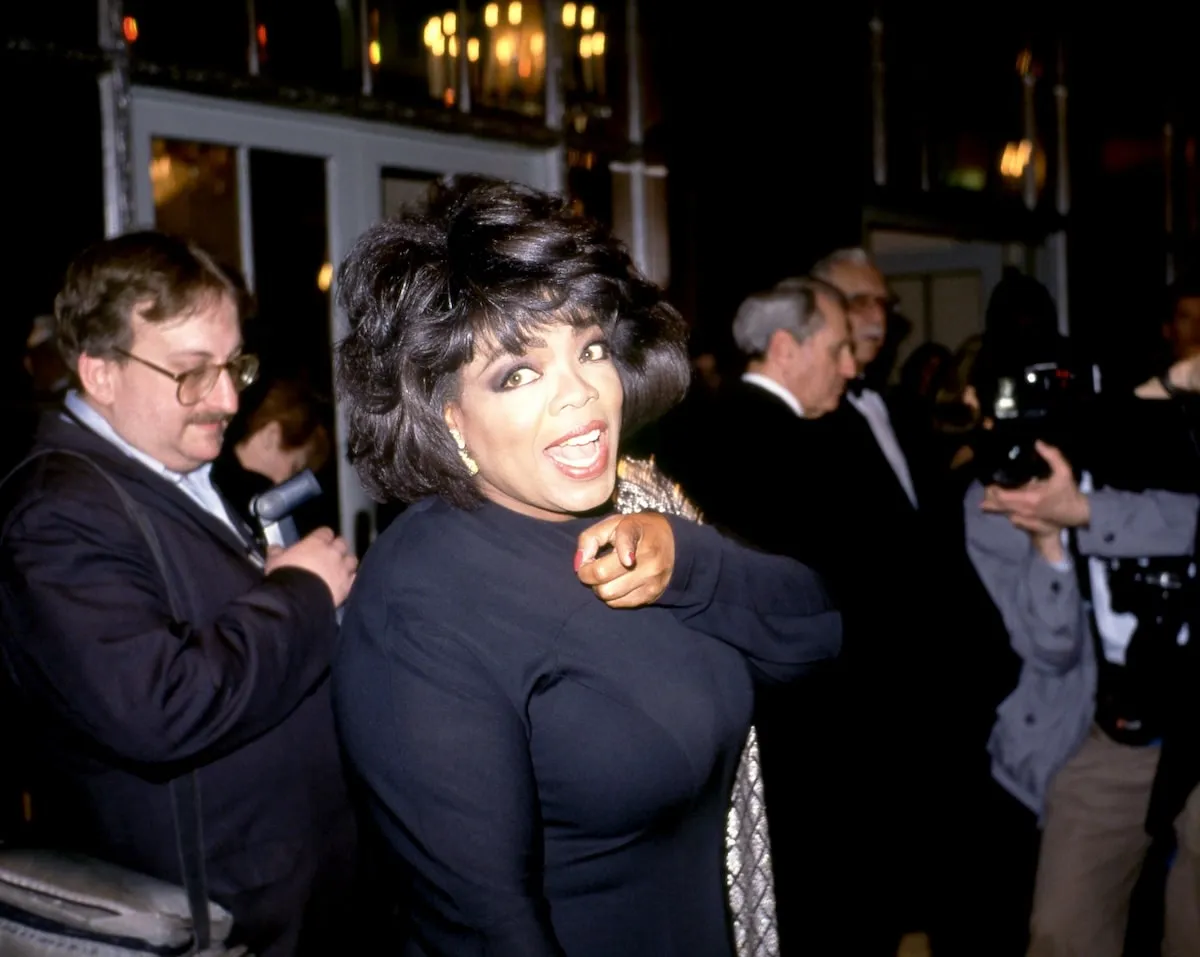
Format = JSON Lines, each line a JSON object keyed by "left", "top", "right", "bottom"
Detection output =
{"left": 573, "top": 550, "right": 584, "bottom": 573}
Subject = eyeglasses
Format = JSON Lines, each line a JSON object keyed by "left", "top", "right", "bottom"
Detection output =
{"left": 114, "top": 348, "right": 260, "bottom": 406}
{"left": 847, "top": 293, "right": 899, "bottom": 313}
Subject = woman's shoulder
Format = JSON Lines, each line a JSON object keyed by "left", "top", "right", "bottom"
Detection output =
{"left": 354, "top": 498, "right": 478, "bottom": 594}
{"left": 354, "top": 497, "right": 576, "bottom": 606}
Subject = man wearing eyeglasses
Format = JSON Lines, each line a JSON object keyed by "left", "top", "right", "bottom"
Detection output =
{"left": 0, "top": 232, "right": 360, "bottom": 956}
{"left": 768, "top": 247, "right": 945, "bottom": 954}
{"left": 811, "top": 247, "right": 918, "bottom": 510}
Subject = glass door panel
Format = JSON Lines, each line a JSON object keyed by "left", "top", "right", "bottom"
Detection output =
{"left": 151, "top": 138, "right": 243, "bottom": 272}
{"left": 148, "top": 137, "right": 339, "bottom": 532}
{"left": 247, "top": 148, "right": 338, "bottom": 532}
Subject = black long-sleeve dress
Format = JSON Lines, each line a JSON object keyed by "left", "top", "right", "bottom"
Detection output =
{"left": 333, "top": 496, "right": 841, "bottom": 957}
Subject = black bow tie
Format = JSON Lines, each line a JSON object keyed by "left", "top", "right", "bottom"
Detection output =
{"left": 846, "top": 378, "right": 868, "bottom": 398}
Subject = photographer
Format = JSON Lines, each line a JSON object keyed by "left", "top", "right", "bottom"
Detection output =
{"left": 966, "top": 355, "right": 1200, "bottom": 955}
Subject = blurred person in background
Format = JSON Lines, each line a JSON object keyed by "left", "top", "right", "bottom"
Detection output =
{"left": 211, "top": 374, "right": 333, "bottom": 535}
{"left": 3, "top": 315, "right": 73, "bottom": 474}
{"left": 1161, "top": 273, "right": 1200, "bottom": 365}
{"left": 22, "top": 314, "right": 71, "bottom": 400}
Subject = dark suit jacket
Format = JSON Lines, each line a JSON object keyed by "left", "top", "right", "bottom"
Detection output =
{"left": 655, "top": 382, "right": 936, "bottom": 679}
{"left": 0, "top": 412, "right": 355, "bottom": 957}
{"left": 802, "top": 395, "right": 948, "bottom": 678}
{"left": 652, "top": 380, "right": 945, "bottom": 952}
{"left": 652, "top": 382, "right": 823, "bottom": 564}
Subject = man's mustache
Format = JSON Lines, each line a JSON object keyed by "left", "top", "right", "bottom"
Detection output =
{"left": 187, "top": 414, "right": 233, "bottom": 427}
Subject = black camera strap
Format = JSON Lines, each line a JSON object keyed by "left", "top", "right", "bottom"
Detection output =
{"left": 1066, "top": 526, "right": 1109, "bottom": 684}
{"left": 1066, "top": 526, "right": 1156, "bottom": 748}
{"left": 0, "top": 449, "right": 213, "bottom": 952}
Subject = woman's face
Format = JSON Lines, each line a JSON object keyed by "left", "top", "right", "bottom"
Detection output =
{"left": 445, "top": 322, "right": 624, "bottom": 522}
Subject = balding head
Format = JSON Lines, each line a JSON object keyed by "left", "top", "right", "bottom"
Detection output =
{"left": 812, "top": 247, "right": 891, "bottom": 372}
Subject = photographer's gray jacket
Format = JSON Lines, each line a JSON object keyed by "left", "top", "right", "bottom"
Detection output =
{"left": 964, "top": 481, "right": 1198, "bottom": 819}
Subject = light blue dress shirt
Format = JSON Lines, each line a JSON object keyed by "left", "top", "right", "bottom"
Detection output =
{"left": 64, "top": 390, "right": 239, "bottom": 535}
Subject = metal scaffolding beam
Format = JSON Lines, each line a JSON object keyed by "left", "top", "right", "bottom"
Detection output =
{"left": 98, "top": 0, "right": 135, "bottom": 236}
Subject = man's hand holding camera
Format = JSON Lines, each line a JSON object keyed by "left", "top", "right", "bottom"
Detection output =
{"left": 981, "top": 441, "right": 1089, "bottom": 564}
{"left": 266, "top": 527, "right": 358, "bottom": 607}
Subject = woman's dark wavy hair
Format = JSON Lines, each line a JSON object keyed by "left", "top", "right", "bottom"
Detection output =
{"left": 335, "top": 177, "right": 690, "bottom": 508}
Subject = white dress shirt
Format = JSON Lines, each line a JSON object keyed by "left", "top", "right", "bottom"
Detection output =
{"left": 846, "top": 387, "right": 918, "bottom": 508}
{"left": 64, "top": 390, "right": 239, "bottom": 535}
{"left": 1050, "top": 471, "right": 1190, "bottom": 664}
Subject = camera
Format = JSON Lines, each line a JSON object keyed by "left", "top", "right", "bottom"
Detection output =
{"left": 1095, "top": 555, "right": 1197, "bottom": 746}
{"left": 976, "top": 359, "right": 1099, "bottom": 489}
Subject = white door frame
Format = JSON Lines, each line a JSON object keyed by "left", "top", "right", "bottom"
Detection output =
{"left": 871, "top": 243, "right": 1006, "bottom": 310}
{"left": 130, "top": 86, "right": 564, "bottom": 540}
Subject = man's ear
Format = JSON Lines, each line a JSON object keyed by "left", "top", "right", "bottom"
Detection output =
{"left": 76, "top": 353, "right": 116, "bottom": 406}
{"left": 765, "top": 328, "right": 795, "bottom": 363}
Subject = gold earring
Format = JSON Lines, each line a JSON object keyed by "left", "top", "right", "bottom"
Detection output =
{"left": 449, "top": 428, "right": 479, "bottom": 476}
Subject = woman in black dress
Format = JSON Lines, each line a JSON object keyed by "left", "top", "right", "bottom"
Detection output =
{"left": 332, "top": 179, "right": 842, "bottom": 957}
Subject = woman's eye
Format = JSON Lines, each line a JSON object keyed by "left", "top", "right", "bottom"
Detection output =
{"left": 582, "top": 341, "right": 611, "bottom": 362}
{"left": 503, "top": 367, "right": 539, "bottom": 389}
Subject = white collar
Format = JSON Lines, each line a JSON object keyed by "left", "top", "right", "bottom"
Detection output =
{"left": 741, "top": 372, "right": 805, "bottom": 418}
{"left": 63, "top": 390, "right": 210, "bottom": 486}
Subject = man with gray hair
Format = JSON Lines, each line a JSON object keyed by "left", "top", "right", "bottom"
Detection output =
{"left": 647, "top": 278, "right": 854, "bottom": 955}
{"left": 650, "top": 274, "right": 853, "bottom": 554}
{"left": 731, "top": 280, "right": 857, "bottom": 421}
{"left": 811, "top": 246, "right": 918, "bottom": 509}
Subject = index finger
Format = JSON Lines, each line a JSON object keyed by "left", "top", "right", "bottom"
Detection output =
{"left": 576, "top": 514, "right": 625, "bottom": 567}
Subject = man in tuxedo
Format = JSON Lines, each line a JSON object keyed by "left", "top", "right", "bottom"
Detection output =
{"left": 805, "top": 247, "right": 950, "bottom": 949}
{"left": 0, "top": 232, "right": 361, "bottom": 956}
{"left": 660, "top": 260, "right": 944, "bottom": 952}
{"left": 810, "top": 247, "right": 923, "bottom": 508}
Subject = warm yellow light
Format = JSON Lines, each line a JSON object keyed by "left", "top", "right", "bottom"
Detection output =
{"left": 530, "top": 31, "right": 545, "bottom": 56}
{"left": 122, "top": 16, "right": 139, "bottom": 43}
{"left": 467, "top": 37, "right": 480, "bottom": 62}
{"left": 448, "top": 35, "right": 459, "bottom": 57}
{"left": 495, "top": 35, "right": 514, "bottom": 65}
{"left": 579, "top": 34, "right": 592, "bottom": 58}
{"left": 369, "top": 40, "right": 382, "bottom": 65}
{"left": 149, "top": 153, "right": 187, "bottom": 207}
{"left": 518, "top": 55, "right": 532, "bottom": 78}
{"left": 424, "top": 16, "right": 441, "bottom": 47}
{"left": 443, "top": 11, "right": 457, "bottom": 35}
{"left": 591, "top": 31, "right": 605, "bottom": 55}
{"left": 431, "top": 33, "right": 446, "bottom": 56}
{"left": 508, "top": 2, "right": 522, "bottom": 25}
{"left": 317, "top": 262, "right": 334, "bottom": 293}
{"left": 149, "top": 155, "right": 171, "bottom": 183}
{"left": 580, "top": 4, "right": 595, "bottom": 30}
{"left": 999, "top": 139, "right": 1033, "bottom": 178}
{"left": 484, "top": 3, "right": 499, "bottom": 27}
{"left": 562, "top": 2, "right": 577, "bottom": 27}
